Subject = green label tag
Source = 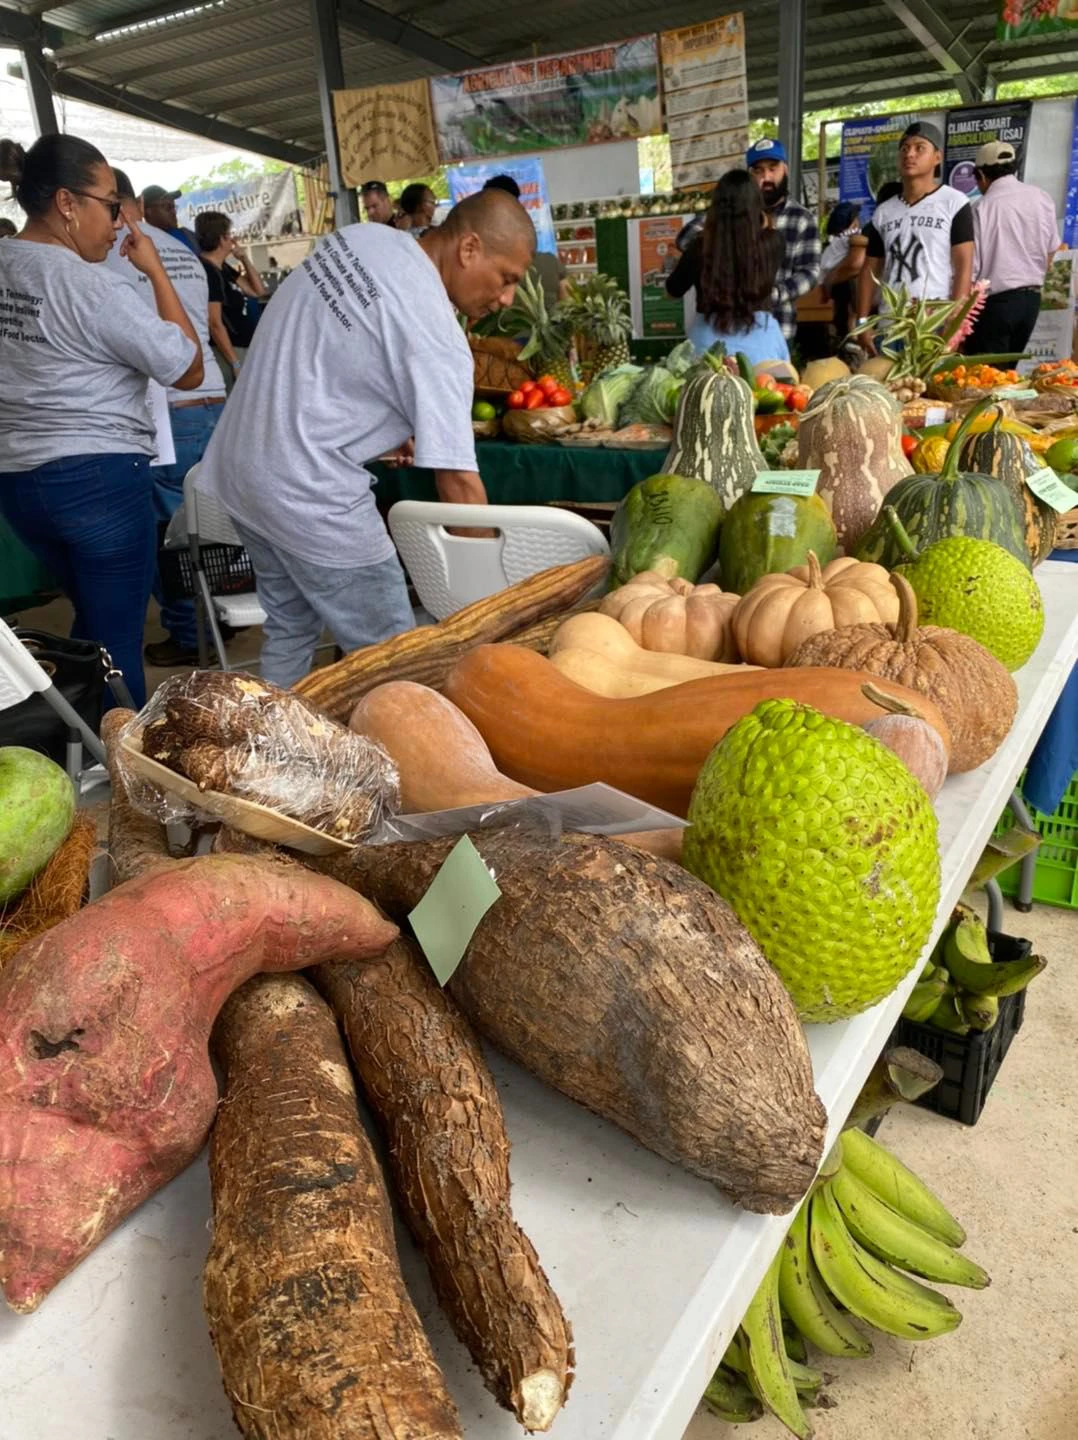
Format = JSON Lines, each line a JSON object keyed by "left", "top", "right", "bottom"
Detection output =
{"left": 408, "top": 835, "right": 502, "bottom": 986}
{"left": 751, "top": 469, "right": 819, "bottom": 497}
{"left": 993, "top": 387, "right": 1038, "bottom": 400}
{"left": 1025, "top": 466, "right": 1078, "bottom": 514}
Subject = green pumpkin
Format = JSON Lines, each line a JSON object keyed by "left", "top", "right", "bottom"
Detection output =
{"left": 610, "top": 472, "right": 725, "bottom": 586}
{"left": 853, "top": 399, "right": 1031, "bottom": 570}
{"left": 662, "top": 353, "right": 765, "bottom": 510}
{"left": 958, "top": 423, "right": 1059, "bottom": 567}
{"left": 718, "top": 491, "right": 838, "bottom": 594}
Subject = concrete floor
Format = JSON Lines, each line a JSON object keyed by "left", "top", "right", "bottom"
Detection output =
{"left": 683, "top": 898, "right": 1078, "bottom": 1440}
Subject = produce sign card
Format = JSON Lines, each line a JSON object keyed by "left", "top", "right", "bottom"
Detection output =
{"left": 1024, "top": 467, "right": 1078, "bottom": 513}
{"left": 661, "top": 15, "right": 748, "bottom": 190}
{"left": 409, "top": 836, "right": 501, "bottom": 986}
{"left": 431, "top": 37, "right": 661, "bottom": 163}
{"left": 752, "top": 470, "right": 820, "bottom": 497}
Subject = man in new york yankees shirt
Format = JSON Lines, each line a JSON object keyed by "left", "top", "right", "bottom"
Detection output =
{"left": 856, "top": 121, "right": 974, "bottom": 354}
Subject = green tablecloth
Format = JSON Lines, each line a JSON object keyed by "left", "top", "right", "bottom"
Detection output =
{"left": 371, "top": 440, "right": 661, "bottom": 509}
{"left": 0, "top": 512, "right": 56, "bottom": 614}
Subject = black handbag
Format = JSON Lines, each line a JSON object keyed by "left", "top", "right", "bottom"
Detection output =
{"left": 0, "top": 630, "right": 134, "bottom": 764}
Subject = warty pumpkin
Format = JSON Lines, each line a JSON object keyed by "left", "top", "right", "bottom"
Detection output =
{"left": 784, "top": 572, "right": 1017, "bottom": 773}
{"left": 599, "top": 573, "right": 741, "bottom": 661}
{"left": 957, "top": 419, "right": 1058, "bottom": 567}
{"left": 797, "top": 374, "right": 912, "bottom": 548}
{"left": 731, "top": 552, "right": 901, "bottom": 668}
{"left": 662, "top": 353, "right": 765, "bottom": 510}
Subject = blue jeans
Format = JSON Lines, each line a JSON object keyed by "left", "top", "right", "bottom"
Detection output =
{"left": 232, "top": 521, "right": 415, "bottom": 688}
{"left": 151, "top": 401, "right": 223, "bottom": 648}
{"left": 0, "top": 452, "right": 156, "bottom": 707}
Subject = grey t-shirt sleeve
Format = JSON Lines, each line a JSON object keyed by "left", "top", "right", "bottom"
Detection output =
{"left": 400, "top": 332, "right": 478, "bottom": 474}
{"left": 87, "top": 277, "right": 197, "bottom": 388}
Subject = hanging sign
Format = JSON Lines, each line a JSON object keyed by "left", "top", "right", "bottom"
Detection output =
{"left": 176, "top": 170, "right": 300, "bottom": 240}
{"left": 660, "top": 14, "right": 749, "bottom": 190}
{"left": 431, "top": 37, "right": 661, "bottom": 163}
{"left": 333, "top": 79, "right": 440, "bottom": 187}
{"left": 998, "top": 1, "right": 1078, "bottom": 40}
{"left": 838, "top": 113, "right": 915, "bottom": 224}
{"left": 942, "top": 102, "right": 1031, "bottom": 199}
{"left": 447, "top": 157, "right": 557, "bottom": 255}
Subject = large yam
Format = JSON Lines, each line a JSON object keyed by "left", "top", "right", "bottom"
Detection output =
{"left": 0, "top": 855, "right": 398, "bottom": 1313}
{"left": 323, "top": 832, "right": 826, "bottom": 1214}
{"left": 314, "top": 939, "right": 574, "bottom": 1432}
{"left": 205, "top": 975, "right": 462, "bottom": 1440}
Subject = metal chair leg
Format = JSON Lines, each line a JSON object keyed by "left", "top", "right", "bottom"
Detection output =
{"left": 1007, "top": 789, "right": 1037, "bottom": 913}
{"left": 984, "top": 879, "right": 1004, "bottom": 935}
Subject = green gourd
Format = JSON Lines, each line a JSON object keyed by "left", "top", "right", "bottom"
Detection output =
{"left": 957, "top": 420, "right": 1060, "bottom": 567}
{"left": 662, "top": 353, "right": 765, "bottom": 511}
{"left": 610, "top": 472, "right": 725, "bottom": 586}
{"left": 853, "top": 399, "right": 1031, "bottom": 570}
{"left": 718, "top": 491, "right": 838, "bottom": 595}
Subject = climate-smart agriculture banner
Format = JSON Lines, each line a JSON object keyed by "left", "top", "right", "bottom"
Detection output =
{"left": 998, "top": 1, "right": 1078, "bottom": 41}
{"left": 943, "top": 102, "right": 1030, "bottom": 198}
{"left": 838, "top": 113, "right": 915, "bottom": 224}
{"left": 431, "top": 37, "right": 661, "bottom": 163}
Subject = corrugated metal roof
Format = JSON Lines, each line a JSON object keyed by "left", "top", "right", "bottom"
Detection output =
{"left": 2, "top": 0, "right": 1076, "bottom": 164}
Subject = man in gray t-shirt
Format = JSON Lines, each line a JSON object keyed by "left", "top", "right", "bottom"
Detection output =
{"left": 199, "top": 189, "right": 535, "bottom": 687}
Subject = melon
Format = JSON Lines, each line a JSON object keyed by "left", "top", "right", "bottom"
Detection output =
{"left": 0, "top": 747, "right": 76, "bottom": 903}
{"left": 801, "top": 357, "right": 851, "bottom": 391}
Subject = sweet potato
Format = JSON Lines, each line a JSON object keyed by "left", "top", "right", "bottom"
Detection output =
{"left": 205, "top": 975, "right": 462, "bottom": 1439}
{"left": 314, "top": 940, "right": 574, "bottom": 1432}
{"left": 101, "top": 707, "right": 172, "bottom": 881}
{"left": 0, "top": 854, "right": 398, "bottom": 1313}
{"left": 322, "top": 832, "right": 826, "bottom": 1214}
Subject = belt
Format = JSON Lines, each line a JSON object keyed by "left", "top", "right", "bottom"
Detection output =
{"left": 170, "top": 396, "right": 226, "bottom": 410}
{"left": 987, "top": 286, "right": 1042, "bottom": 297}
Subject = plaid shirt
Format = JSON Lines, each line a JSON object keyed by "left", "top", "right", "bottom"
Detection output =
{"left": 771, "top": 199, "right": 821, "bottom": 339}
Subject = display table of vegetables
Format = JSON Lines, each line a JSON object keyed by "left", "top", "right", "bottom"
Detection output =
{"left": 3, "top": 366, "right": 1078, "bottom": 1439}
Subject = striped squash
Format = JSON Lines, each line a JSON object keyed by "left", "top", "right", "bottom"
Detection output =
{"left": 958, "top": 425, "right": 1057, "bottom": 567}
{"left": 853, "top": 399, "right": 1032, "bottom": 570}
{"left": 662, "top": 355, "right": 765, "bottom": 512}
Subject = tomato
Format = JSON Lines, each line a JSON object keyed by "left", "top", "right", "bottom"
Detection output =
{"left": 900, "top": 433, "right": 918, "bottom": 459}
{"left": 507, "top": 390, "right": 526, "bottom": 410}
{"left": 537, "top": 375, "right": 559, "bottom": 396}
{"left": 519, "top": 379, "right": 537, "bottom": 395}
{"left": 550, "top": 387, "right": 573, "bottom": 407}
{"left": 786, "top": 389, "right": 808, "bottom": 413}
{"left": 525, "top": 388, "right": 545, "bottom": 410}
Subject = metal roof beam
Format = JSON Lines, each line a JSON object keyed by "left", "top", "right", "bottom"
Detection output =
{"left": 154, "top": 45, "right": 317, "bottom": 100}
{"left": 73, "top": 19, "right": 315, "bottom": 83}
{"left": 877, "top": 0, "right": 988, "bottom": 101}
{"left": 52, "top": 0, "right": 295, "bottom": 66}
{"left": 49, "top": 68, "right": 319, "bottom": 164}
{"left": 337, "top": 0, "right": 478, "bottom": 70}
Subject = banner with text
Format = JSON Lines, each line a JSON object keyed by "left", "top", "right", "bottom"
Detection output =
{"left": 838, "top": 113, "right": 915, "bottom": 224}
{"left": 333, "top": 79, "right": 440, "bottom": 187}
{"left": 176, "top": 170, "right": 300, "bottom": 239}
{"left": 1018, "top": 250, "right": 1076, "bottom": 374}
{"left": 660, "top": 14, "right": 749, "bottom": 190}
{"left": 998, "top": 1, "right": 1078, "bottom": 40}
{"left": 943, "top": 102, "right": 1030, "bottom": 198}
{"left": 447, "top": 157, "right": 557, "bottom": 254}
{"left": 1065, "top": 97, "right": 1078, "bottom": 247}
{"left": 431, "top": 37, "right": 661, "bottom": 163}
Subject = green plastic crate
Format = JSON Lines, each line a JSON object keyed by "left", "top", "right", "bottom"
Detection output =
{"left": 994, "top": 772, "right": 1078, "bottom": 910}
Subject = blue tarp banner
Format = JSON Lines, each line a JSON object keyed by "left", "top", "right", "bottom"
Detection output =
{"left": 447, "top": 157, "right": 557, "bottom": 254}
{"left": 838, "top": 113, "right": 914, "bottom": 224}
{"left": 1065, "top": 98, "right": 1078, "bottom": 248}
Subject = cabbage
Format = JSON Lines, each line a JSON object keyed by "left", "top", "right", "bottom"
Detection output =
{"left": 579, "top": 365, "right": 642, "bottom": 427}
{"left": 619, "top": 365, "right": 684, "bottom": 426}
{"left": 664, "top": 340, "right": 698, "bottom": 378}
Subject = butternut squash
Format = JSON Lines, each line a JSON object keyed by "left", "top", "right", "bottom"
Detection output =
{"left": 550, "top": 612, "right": 754, "bottom": 686}
{"left": 443, "top": 645, "right": 952, "bottom": 817}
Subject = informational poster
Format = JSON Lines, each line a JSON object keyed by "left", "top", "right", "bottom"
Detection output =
{"left": 176, "top": 170, "right": 300, "bottom": 239}
{"left": 660, "top": 14, "right": 749, "bottom": 190}
{"left": 626, "top": 214, "right": 696, "bottom": 339}
{"left": 998, "top": 0, "right": 1078, "bottom": 41}
{"left": 1065, "top": 97, "right": 1078, "bottom": 248}
{"left": 431, "top": 38, "right": 661, "bottom": 162}
{"left": 1018, "top": 250, "right": 1077, "bottom": 375}
{"left": 838, "top": 113, "right": 915, "bottom": 224}
{"left": 943, "top": 102, "right": 1031, "bottom": 198}
{"left": 333, "top": 80, "right": 439, "bottom": 187}
{"left": 447, "top": 157, "right": 557, "bottom": 255}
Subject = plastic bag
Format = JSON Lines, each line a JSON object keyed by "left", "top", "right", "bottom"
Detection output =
{"left": 117, "top": 671, "right": 399, "bottom": 842}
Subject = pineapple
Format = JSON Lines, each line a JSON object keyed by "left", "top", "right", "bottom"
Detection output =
{"left": 559, "top": 274, "right": 632, "bottom": 382}
{"left": 500, "top": 270, "right": 574, "bottom": 385}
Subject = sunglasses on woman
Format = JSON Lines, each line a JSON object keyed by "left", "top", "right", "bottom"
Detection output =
{"left": 70, "top": 189, "right": 122, "bottom": 222}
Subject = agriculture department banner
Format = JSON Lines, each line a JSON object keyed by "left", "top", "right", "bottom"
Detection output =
{"left": 838, "top": 113, "right": 915, "bottom": 224}
{"left": 176, "top": 170, "right": 300, "bottom": 240}
{"left": 431, "top": 37, "right": 661, "bottom": 163}
{"left": 660, "top": 14, "right": 749, "bottom": 190}
{"left": 998, "top": 1, "right": 1078, "bottom": 41}
{"left": 447, "top": 157, "right": 557, "bottom": 255}
{"left": 333, "top": 79, "right": 440, "bottom": 187}
{"left": 943, "top": 102, "right": 1030, "bottom": 198}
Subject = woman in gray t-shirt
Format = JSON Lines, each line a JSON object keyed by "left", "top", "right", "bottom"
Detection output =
{"left": 0, "top": 132, "right": 204, "bottom": 704}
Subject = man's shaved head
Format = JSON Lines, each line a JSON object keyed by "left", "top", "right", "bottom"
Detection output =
{"left": 422, "top": 187, "right": 536, "bottom": 320}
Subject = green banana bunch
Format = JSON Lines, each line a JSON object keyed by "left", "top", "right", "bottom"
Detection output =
{"left": 702, "top": 1366, "right": 761, "bottom": 1424}
{"left": 839, "top": 1128, "right": 966, "bottom": 1246}
{"left": 739, "top": 1248, "right": 813, "bottom": 1438}
{"left": 906, "top": 906, "right": 1045, "bottom": 1034}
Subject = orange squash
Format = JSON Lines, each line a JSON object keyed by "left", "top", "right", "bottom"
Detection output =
{"left": 600, "top": 573, "right": 740, "bottom": 661}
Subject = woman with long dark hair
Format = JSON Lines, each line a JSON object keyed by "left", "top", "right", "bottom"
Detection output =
{"left": 667, "top": 169, "right": 788, "bottom": 363}
{"left": 0, "top": 133, "right": 202, "bottom": 704}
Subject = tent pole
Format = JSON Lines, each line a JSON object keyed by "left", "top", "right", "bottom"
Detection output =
{"left": 309, "top": 0, "right": 358, "bottom": 227}
{"left": 777, "top": 0, "right": 807, "bottom": 199}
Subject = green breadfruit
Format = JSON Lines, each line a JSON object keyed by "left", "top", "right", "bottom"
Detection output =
{"left": 683, "top": 700, "right": 940, "bottom": 1023}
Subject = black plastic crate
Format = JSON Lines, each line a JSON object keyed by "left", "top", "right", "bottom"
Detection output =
{"left": 890, "top": 932, "right": 1031, "bottom": 1127}
{"left": 158, "top": 541, "right": 255, "bottom": 603}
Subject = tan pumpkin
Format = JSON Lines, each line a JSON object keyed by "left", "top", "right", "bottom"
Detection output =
{"left": 784, "top": 573, "right": 1017, "bottom": 773}
{"left": 732, "top": 552, "right": 900, "bottom": 668}
{"left": 599, "top": 573, "right": 740, "bottom": 661}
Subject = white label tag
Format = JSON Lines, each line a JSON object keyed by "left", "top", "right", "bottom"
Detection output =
{"left": 992, "top": 387, "right": 1038, "bottom": 401}
{"left": 1025, "top": 467, "right": 1078, "bottom": 513}
{"left": 923, "top": 406, "right": 948, "bottom": 426}
{"left": 408, "top": 836, "right": 501, "bottom": 986}
{"left": 751, "top": 469, "right": 820, "bottom": 497}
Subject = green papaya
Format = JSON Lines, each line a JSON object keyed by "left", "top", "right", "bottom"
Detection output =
{"left": 610, "top": 473, "right": 724, "bottom": 586}
{"left": 718, "top": 491, "right": 838, "bottom": 594}
{"left": 0, "top": 746, "right": 76, "bottom": 904}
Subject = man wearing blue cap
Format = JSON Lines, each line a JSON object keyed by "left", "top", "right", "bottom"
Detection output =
{"left": 746, "top": 137, "right": 820, "bottom": 342}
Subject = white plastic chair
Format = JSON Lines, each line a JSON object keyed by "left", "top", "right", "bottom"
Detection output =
{"left": 387, "top": 501, "right": 609, "bottom": 621}
{"left": 0, "top": 616, "right": 106, "bottom": 779}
